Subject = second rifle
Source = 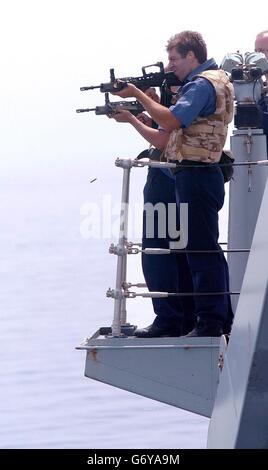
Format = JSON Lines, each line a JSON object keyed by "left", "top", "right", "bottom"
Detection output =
{"left": 76, "top": 92, "right": 144, "bottom": 116}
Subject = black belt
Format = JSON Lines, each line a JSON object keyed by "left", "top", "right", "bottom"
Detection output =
{"left": 169, "top": 159, "right": 214, "bottom": 175}
{"left": 169, "top": 159, "right": 212, "bottom": 166}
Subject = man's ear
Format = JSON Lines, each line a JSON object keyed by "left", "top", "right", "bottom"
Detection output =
{"left": 186, "top": 50, "right": 195, "bottom": 61}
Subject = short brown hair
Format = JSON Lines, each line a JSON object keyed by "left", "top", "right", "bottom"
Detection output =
{"left": 166, "top": 31, "right": 207, "bottom": 64}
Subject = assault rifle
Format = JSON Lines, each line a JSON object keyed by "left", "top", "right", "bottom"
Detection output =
{"left": 76, "top": 92, "right": 144, "bottom": 116}
{"left": 80, "top": 62, "right": 181, "bottom": 96}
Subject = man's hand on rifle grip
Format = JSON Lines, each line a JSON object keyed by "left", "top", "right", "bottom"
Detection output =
{"left": 111, "top": 82, "right": 138, "bottom": 99}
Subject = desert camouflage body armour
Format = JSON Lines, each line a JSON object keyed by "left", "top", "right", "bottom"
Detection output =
{"left": 163, "top": 70, "right": 234, "bottom": 163}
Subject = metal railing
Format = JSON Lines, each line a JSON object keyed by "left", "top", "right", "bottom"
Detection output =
{"left": 107, "top": 157, "right": 268, "bottom": 336}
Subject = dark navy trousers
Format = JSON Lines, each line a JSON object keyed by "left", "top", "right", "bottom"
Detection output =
{"left": 142, "top": 166, "right": 233, "bottom": 332}
{"left": 142, "top": 168, "right": 195, "bottom": 334}
{"left": 174, "top": 164, "right": 233, "bottom": 327}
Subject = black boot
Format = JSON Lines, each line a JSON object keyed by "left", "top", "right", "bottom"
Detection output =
{"left": 185, "top": 317, "right": 223, "bottom": 337}
{"left": 134, "top": 323, "right": 182, "bottom": 338}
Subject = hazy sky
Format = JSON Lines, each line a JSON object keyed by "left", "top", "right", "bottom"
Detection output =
{"left": 1, "top": 0, "right": 267, "bottom": 182}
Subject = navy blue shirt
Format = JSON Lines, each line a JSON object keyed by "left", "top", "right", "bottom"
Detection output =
{"left": 170, "top": 58, "right": 217, "bottom": 127}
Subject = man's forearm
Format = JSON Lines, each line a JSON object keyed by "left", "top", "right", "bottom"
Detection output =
{"left": 133, "top": 88, "right": 181, "bottom": 132}
{"left": 128, "top": 115, "right": 169, "bottom": 149}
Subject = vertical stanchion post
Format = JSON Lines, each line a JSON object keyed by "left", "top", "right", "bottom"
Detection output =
{"left": 120, "top": 255, "right": 127, "bottom": 326}
{"left": 112, "top": 164, "right": 131, "bottom": 336}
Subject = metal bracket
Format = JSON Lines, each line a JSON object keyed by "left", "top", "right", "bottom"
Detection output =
{"left": 109, "top": 243, "right": 128, "bottom": 256}
{"left": 109, "top": 242, "right": 139, "bottom": 255}
{"left": 115, "top": 158, "right": 133, "bottom": 169}
{"left": 106, "top": 288, "right": 125, "bottom": 300}
{"left": 122, "top": 282, "right": 147, "bottom": 289}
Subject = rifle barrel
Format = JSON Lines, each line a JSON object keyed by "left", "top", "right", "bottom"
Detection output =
{"left": 76, "top": 108, "right": 96, "bottom": 113}
{"left": 80, "top": 86, "right": 100, "bottom": 91}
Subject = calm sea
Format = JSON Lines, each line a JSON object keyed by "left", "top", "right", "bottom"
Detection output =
{"left": 0, "top": 167, "right": 219, "bottom": 449}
